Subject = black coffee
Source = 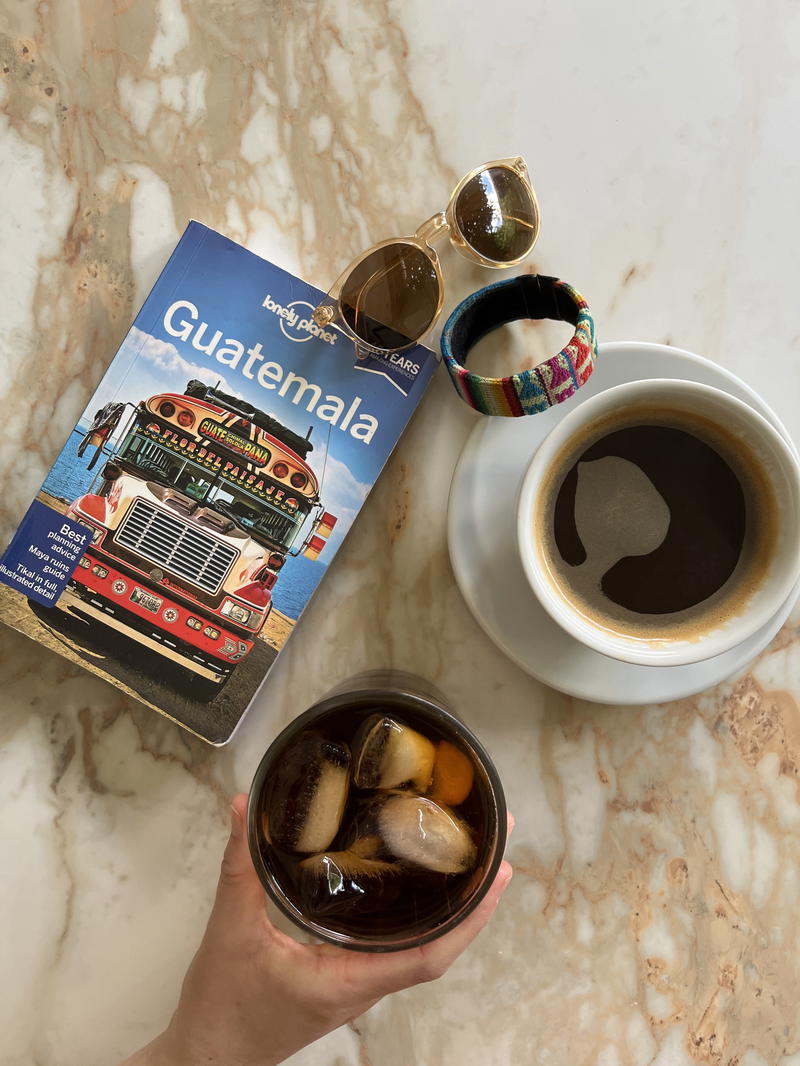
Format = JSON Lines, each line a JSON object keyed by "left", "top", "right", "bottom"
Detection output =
{"left": 256, "top": 700, "right": 492, "bottom": 941}
{"left": 537, "top": 404, "right": 777, "bottom": 640}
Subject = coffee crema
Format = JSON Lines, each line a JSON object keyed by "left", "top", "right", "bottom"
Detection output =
{"left": 534, "top": 403, "right": 779, "bottom": 642}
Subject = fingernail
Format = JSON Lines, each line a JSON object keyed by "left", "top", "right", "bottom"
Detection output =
{"left": 230, "top": 803, "right": 243, "bottom": 839}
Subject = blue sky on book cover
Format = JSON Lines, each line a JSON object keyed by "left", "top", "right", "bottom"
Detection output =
{"left": 44, "top": 222, "right": 435, "bottom": 571}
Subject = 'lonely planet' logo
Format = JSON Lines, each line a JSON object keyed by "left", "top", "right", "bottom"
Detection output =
{"left": 262, "top": 295, "right": 338, "bottom": 346}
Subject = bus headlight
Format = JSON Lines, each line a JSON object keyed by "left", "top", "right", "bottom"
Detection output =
{"left": 78, "top": 521, "right": 105, "bottom": 547}
{"left": 220, "top": 599, "right": 257, "bottom": 627}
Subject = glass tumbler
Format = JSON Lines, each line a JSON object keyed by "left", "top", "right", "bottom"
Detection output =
{"left": 247, "top": 670, "right": 507, "bottom": 952}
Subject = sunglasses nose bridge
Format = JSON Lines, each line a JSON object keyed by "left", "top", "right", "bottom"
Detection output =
{"left": 415, "top": 212, "right": 449, "bottom": 248}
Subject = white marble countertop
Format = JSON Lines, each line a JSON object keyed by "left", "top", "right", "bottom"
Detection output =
{"left": 2, "top": 2, "right": 800, "bottom": 1064}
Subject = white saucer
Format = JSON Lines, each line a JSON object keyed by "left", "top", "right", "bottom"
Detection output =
{"left": 447, "top": 341, "right": 800, "bottom": 705}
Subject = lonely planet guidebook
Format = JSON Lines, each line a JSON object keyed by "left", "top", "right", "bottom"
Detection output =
{"left": 0, "top": 222, "right": 436, "bottom": 744}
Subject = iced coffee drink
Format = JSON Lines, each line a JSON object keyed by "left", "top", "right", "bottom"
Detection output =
{"left": 248, "top": 673, "right": 506, "bottom": 951}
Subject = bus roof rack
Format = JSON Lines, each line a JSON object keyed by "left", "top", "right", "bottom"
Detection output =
{"left": 183, "top": 380, "right": 314, "bottom": 458}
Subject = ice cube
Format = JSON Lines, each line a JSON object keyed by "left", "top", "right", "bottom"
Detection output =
{"left": 378, "top": 794, "right": 477, "bottom": 874}
{"left": 349, "top": 834, "right": 383, "bottom": 859}
{"left": 265, "top": 731, "right": 351, "bottom": 853}
{"left": 428, "top": 740, "right": 475, "bottom": 806}
{"left": 352, "top": 714, "right": 435, "bottom": 790}
{"left": 298, "top": 849, "right": 402, "bottom": 917}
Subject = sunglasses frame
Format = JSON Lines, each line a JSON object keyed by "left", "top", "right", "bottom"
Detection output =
{"left": 313, "top": 157, "right": 540, "bottom": 356}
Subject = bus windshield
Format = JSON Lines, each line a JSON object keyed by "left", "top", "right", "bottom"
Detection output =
{"left": 118, "top": 430, "right": 310, "bottom": 550}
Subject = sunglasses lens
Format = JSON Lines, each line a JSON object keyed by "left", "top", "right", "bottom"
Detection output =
{"left": 340, "top": 244, "right": 440, "bottom": 352}
{"left": 454, "top": 166, "right": 538, "bottom": 263}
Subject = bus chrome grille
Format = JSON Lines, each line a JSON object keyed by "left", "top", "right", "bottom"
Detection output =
{"left": 114, "top": 499, "right": 238, "bottom": 595}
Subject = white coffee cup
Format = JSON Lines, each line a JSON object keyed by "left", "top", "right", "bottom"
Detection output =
{"left": 516, "top": 378, "right": 800, "bottom": 667}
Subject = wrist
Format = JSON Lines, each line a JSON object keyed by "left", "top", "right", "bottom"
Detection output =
{"left": 120, "top": 1026, "right": 191, "bottom": 1066}
{"left": 150, "top": 1022, "right": 286, "bottom": 1066}
{"left": 152, "top": 1022, "right": 205, "bottom": 1066}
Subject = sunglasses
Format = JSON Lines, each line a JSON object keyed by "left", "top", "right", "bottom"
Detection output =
{"left": 312, "top": 157, "right": 540, "bottom": 355}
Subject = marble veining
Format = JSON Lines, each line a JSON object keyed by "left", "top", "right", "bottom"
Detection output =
{"left": 2, "top": 2, "right": 800, "bottom": 1064}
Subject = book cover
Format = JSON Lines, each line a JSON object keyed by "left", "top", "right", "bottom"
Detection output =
{"left": 0, "top": 223, "right": 437, "bottom": 744}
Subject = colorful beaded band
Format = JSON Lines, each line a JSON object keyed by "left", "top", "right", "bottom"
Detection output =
{"left": 439, "top": 275, "right": 597, "bottom": 416}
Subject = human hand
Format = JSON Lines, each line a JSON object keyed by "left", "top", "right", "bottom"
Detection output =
{"left": 122, "top": 793, "right": 513, "bottom": 1066}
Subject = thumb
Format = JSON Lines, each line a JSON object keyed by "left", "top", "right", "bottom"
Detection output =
{"left": 213, "top": 792, "right": 268, "bottom": 919}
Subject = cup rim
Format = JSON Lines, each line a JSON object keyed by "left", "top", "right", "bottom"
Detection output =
{"left": 516, "top": 377, "right": 800, "bottom": 667}
{"left": 247, "top": 685, "right": 508, "bottom": 952}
